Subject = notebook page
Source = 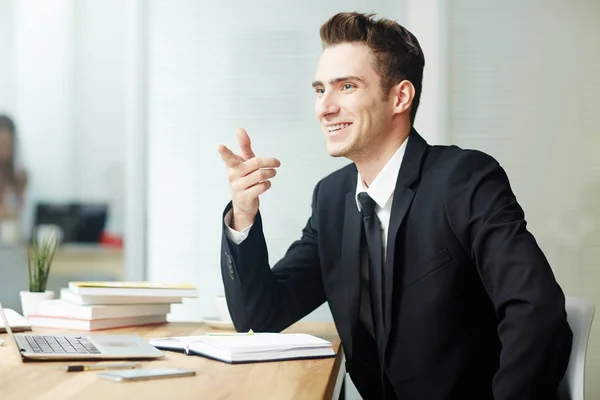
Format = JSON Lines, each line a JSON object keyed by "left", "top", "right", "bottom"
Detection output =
{"left": 189, "top": 333, "right": 332, "bottom": 353}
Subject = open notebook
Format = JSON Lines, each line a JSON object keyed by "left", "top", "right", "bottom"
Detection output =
{"left": 149, "top": 332, "right": 336, "bottom": 364}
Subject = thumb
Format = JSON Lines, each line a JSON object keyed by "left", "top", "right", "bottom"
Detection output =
{"left": 236, "top": 127, "right": 256, "bottom": 160}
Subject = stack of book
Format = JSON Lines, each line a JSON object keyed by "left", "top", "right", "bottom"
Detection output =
{"left": 28, "top": 281, "right": 198, "bottom": 331}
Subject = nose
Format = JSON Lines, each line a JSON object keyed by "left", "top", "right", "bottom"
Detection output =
{"left": 314, "top": 92, "right": 340, "bottom": 120}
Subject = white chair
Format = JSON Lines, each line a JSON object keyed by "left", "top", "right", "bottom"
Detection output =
{"left": 558, "top": 296, "right": 595, "bottom": 400}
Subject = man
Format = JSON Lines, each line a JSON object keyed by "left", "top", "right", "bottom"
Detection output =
{"left": 216, "top": 12, "right": 572, "bottom": 400}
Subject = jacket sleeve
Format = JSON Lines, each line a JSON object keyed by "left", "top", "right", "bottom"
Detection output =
{"left": 445, "top": 150, "right": 572, "bottom": 399}
{"left": 220, "top": 180, "right": 326, "bottom": 333}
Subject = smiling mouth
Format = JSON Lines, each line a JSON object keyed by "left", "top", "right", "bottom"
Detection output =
{"left": 326, "top": 123, "right": 352, "bottom": 134}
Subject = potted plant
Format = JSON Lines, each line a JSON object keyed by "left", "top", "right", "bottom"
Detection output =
{"left": 20, "top": 226, "right": 61, "bottom": 317}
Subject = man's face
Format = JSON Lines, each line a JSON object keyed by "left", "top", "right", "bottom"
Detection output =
{"left": 0, "top": 129, "right": 12, "bottom": 162}
{"left": 313, "top": 42, "right": 394, "bottom": 160}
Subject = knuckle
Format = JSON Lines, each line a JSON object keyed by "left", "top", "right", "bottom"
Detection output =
{"left": 241, "top": 160, "right": 252, "bottom": 175}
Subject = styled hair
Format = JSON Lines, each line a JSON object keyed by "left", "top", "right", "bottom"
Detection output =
{"left": 319, "top": 12, "right": 425, "bottom": 123}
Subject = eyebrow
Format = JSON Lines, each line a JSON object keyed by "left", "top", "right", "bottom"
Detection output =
{"left": 311, "top": 76, "right": 366, "bottom": 88}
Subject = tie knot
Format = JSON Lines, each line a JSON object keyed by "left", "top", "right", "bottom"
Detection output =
{"left": 357, "top": 192, "right": 377, "bottom": 217}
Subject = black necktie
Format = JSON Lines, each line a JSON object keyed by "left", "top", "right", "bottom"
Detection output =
{"left": 357, "top": 192, "right": 385, "bottom": 342}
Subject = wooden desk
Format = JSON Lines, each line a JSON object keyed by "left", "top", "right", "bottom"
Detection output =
{"left": 0, "top": 322, "right": 345, "bottom": 400}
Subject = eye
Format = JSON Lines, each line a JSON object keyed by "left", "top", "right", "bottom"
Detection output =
{"left": 341, "top": 83, "right": 355, "bottom": 91}
{"left": 314, "top": 88, "right": 325, "bottom": 95}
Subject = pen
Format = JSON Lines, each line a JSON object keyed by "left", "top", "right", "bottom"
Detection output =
{"left": 63, "top": 362, "right": 141, "bottom": 372}
{"left": 205, "top": 329, "right": 254, "bottom": 336}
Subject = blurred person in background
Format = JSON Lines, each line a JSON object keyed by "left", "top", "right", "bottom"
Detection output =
{"left": 0, "top": 114, "right": 28, "bottom": 241}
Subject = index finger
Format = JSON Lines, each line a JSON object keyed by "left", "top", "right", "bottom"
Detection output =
{"left": 237, "top": 128, "right": 256, "bottom": 160}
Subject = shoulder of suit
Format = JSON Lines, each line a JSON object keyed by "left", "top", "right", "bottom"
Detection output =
{"left": 425, "top": 144, "right": 501, "bottom": 172}
{"left": 309, "top": 145, "right": 503, "bottom": 195}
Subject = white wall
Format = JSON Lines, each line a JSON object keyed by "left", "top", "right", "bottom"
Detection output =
{"left": 449, "top": 0, "right": 600, "bottom": 396}
{"left": 71, "top": 0, "right": 128, "bottom": 235}
{"left": 0, "top": 0, "right": 16, "bottom": 114}
{"left": 403, "top": 0, "right": 449, "bottom": 145}
{"left": 14, "top": 0, "right": 75, "bottom": 241}
{"left": 5, "top": 0, "right": 127, "bottom": 239}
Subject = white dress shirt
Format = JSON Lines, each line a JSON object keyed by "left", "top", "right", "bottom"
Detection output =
{"left": 224, "top": 138, "right": 408, "bottom": 249}
{"left": 224, "top": 211, "right": 253, "bottom": 244}
{"left": 354, "top": 139, "right": 407, "bottom": 262}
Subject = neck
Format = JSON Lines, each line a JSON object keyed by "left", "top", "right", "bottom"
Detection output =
{"left": 355, "top": 126, "right": 410, "bottom": 187}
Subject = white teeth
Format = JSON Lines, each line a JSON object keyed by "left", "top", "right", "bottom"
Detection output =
{"left": 327, "top": 123, "right": 351, "bottom": 132}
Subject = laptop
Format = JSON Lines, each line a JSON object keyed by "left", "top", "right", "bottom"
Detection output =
{"left": 0, "top": 302, "right": 164, "bottom": 360}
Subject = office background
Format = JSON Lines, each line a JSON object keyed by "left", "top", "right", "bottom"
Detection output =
{"left": 0, "top": 0, "right": 598, "bottom": 398}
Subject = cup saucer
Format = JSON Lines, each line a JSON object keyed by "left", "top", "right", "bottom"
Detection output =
{"left": 202, "top": 316, "right": 235, "bottom": 330}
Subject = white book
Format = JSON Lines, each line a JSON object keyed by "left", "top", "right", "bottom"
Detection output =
{"left": 68, "top": 281, "right": 198, "bottom": 298}
{"left": 149, "top": 333, "right": 336, "bottom": 364}
{"left": 36, "top": 299, "right": 172, "bottom": 320}
{"left": 27, "top": 314, "right": 168, "bottom": 331}
{"left": 0, "top": 308, "right": 32, "bottom": 333}
{"left": 60, "top": 288, "right": 183, "bottom": 305}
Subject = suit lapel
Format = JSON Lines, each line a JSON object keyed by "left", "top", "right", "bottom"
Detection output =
{"left": 383, "top": 130, "right": 428, "bottom": 347}
{"left": 341, "top": 189, "right": 362, "bottom": 356}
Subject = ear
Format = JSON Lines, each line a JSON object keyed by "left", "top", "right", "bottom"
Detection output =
{"left": 390, "top": 80, "right": 415, "bottom": 116}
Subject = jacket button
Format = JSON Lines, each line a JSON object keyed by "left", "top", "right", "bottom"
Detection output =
{"left": 224, "top": 251, "right": 234, "bottom": 279}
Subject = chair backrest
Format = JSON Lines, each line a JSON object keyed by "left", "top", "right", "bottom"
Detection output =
{"left": 34, "top": 202, "right": 108, "bottom": 243}
{"left": 557, "top": 296, "right": 595, "bottom": 400}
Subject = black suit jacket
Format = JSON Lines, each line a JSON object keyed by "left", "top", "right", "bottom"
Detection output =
{"left": 220, "top": 130, "right": 572, "bottom": 400}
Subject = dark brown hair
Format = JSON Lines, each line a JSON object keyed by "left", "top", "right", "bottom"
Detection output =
{"left": 320, "top": 12, "right": 425, "bottom": 123}
{"left": 0, "top": 114, "right": 17, "bottom": 183}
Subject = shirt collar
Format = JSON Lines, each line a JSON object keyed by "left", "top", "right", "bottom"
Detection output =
{"left": 355, "top": 138, "right": 408, "bottom": 212}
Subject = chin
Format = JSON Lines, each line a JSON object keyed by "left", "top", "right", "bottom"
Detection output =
{"left": 324, "top": 127, "right": 356, "bottom": 159}
{"left": 326, "top": 143, "right": 350, "bottom": 158}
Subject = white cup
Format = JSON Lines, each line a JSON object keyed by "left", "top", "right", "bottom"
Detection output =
{"left": 214, "top": 295, "right": 232, "bottom": 322}
{"left": 0, "top": 220, "right": 19, "bottom": 244}
{"left": 35, "top": 224, "right": 63, "bottom": 245}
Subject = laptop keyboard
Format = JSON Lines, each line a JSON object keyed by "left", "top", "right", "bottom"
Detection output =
{"left": 24, "top": 335, "right": 101, "bottom": 354}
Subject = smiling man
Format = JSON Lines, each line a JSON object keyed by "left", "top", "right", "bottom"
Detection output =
{"left": 217, "top": 12, "right": 572, "bottom": 400}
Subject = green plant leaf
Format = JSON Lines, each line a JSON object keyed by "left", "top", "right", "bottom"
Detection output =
{"left": 28, "top": 228, "right": 60, "bottom": 292}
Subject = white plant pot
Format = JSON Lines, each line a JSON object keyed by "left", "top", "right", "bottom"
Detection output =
{"left": 20, "top": 290, "right": 54, "bottom": 318}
